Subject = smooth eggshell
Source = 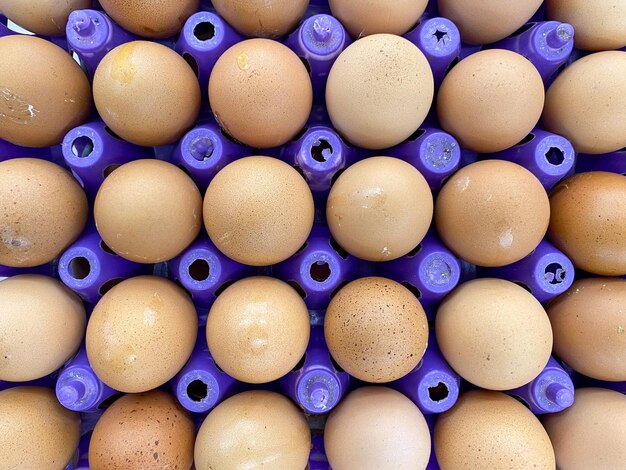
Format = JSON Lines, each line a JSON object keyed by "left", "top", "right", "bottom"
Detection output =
{"left": 0, "top": 0, "right": 91, "bottom": 36}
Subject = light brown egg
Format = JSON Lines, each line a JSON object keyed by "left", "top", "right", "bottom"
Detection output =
{"left": 86, "top": 276, "right": 198, "bottom": 393}
{"left": 325, "top": 387, "right": 431, "bottom": 470}
{"left": 436, "top": 278, "right": 553, "bottom": 390}
{"left": 0, "top": 35, "right": 91, "bottom": 147}
{"left": 203, "top": 156, "right": 314, "bottom": 266}
{"left": 0, "top": 0, "right": 90, "bottom": 36}
{"left": 208, "top": 39, "right": 312, "bottom": 148}
{"left": 98, "top": 0, "right": 199, "bottom": 38}
{"left": 324, "top": 277, "right": 428, "bottom": 383}
{"left": 437, "top": 49, "right": 544, "bottom": 153}
{"left": 0, "top": 386, "right": 81, "bottom": 470}
{"left": 548, "top": 172, "right": 626, "bottom": 276}
{"left": 0, "top": 158, "right": 88, "bottom": 267}
{"left": 206, "top": 277, "right": 310, "bottom": 383}
{"left": 435, "top": 160, "right": 550, "bottom": 267}
{"left": 94, "top": 159, "right": 202, "bottom": 264}
{"left": 327, "top": 157, "right": 433, "bottom": 262}
{"left": 0, "top": 275, "right": 85, "bottom": 382}
{"left": 435, "top": 390, "right": 555, "bottom": 469}
{"left": 194, "top": 390, "right": 311, "bottom": 469}
{"left": 93, "top": 41, "right": 200, "bottom": 146}
{"left": 543, "top": 51, "right": 626, "bottom": 154}
{"left": 326, "top": 34, "right": 433, "bottom": 149}
{"left": 89, "top": 390, "right": 195, "bottom": 470}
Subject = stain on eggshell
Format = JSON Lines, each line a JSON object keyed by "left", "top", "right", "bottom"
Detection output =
{"left": 0, "top": 0, "right": 91, "bottom": 36}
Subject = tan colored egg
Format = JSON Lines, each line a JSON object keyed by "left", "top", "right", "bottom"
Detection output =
{"left": 326, "top": 34, "right": 433, "bottom": 149}
{"left": 195, "top": 390, "right": 311, "bottom": 469}
{"left": 0, "top": 35, "right": 91, "bottom": 147}
{"left": 437, "top": 49, "right": 544, "bottom": 153}
{"left": 435, "top": 160, "right": 550, "bottom": 267}
{"left": 206, "top": 277, "right": 310, "bottom": 383}
{"left": 203, "top": 156, "right": 314, "bottom": 266}
{"left": 543, "top": 51, "right": 626, "bottom": 154}
{"left": 93, "top": 41, "right": 200, "bottom": 146}
{"left": 209, "top": 39, "right": 312, "bottom": 148}
{"left": 0, "top": 0, "right": 90, "bottom": 36}
{"left": 94, "top": 159, "right": 202, "bottom": 264}
{"left": 0, "top": 158, "right": 88, "bottom": 267}
{"left": 324, "top": 277, "right": 428, "bottom": 383}
{"left": 435, "top": 390, "right": 555, "bottom": 469}
{"left": 86, "top": 276, "right": 198, "bottom": 393}
{"left": 548, "top": 172, "right": 626, "bottom": 276}
{"left": 327, "top": 157, "right": 433, "bottom": 262}
{"left": 436, "top": 278, "right": 553, "bottom": 390}
{"left": 89, "top": 390, "right": 195, "bottom": 470}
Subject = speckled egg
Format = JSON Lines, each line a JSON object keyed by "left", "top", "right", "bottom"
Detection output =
{"left": 0, "top": 0, "right": 91, "bottom": 36}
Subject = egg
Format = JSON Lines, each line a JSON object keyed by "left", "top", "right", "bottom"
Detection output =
{"left": 327, "top": 157, "right": 433, "bottom": 262}
{"left": 0, "top": 158, "right": 88, "bottom": 267}
{"left": 194, "top": 390, "right": 311, "bottom": 469}
{"left": 326, "top": 34, "right": 433, "bottom": 149}
{"left": 437, "top": 49, "right": 545, "bottom": 153}
{"left": 206, "top": 277, "right": 310, "bottom": 383}
{"left": 203, "top": 156, "right": 314, "bottom": 266}
{"left": 325, "top": 387, "right": 431, "bottom": 470}
{"left": 86, "top": 276, "right": 198, "bottom": 393}
{"left": 548, "top": 172, "right": 626, "bottom": 276}
{"left": 0, "top": 386, "right": 81, "bottom": 470}
{"left": 208, "top": 39, "right": 312, "bottom": 148}
{"left": 436, "top": 278, "right": 553, "bottom": 390}
{"left": 324, "top": 277, "right": 428, "bottom": 383}
{"left": 543, "top": 51, "right": 626, "bottom": 154}
{"left": 435, "top": 160, "right": 550, "bottom": 267}
{"left": 0, "top": 35, "right": 91, "bottom": 147}
{"left": 89, "top": 390, "right": 195, "bottom": 470}
{"left": 0, "top": 0, "right": 91, "bottom": 36}
{"left": 93, "top": 41, "right": 201, "bottom": 146}
{"left": 435, "top": 390, "right": 556, "bottom": 469}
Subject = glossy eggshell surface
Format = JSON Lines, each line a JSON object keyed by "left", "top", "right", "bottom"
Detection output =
{"left": 0, "top": 0, "right": 91, "bottom": 36}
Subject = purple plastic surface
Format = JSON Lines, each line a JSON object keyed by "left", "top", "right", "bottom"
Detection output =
{"left": 72, "top": 432, "right": 91, "bottom": 470}
{"left": 0, "top": 261, "right": 57, "bottom": 278}
{"left": 0, "top": 139, "right": 54, "bottom": 161}
{"left": 0, "top": 14, "right": 15, "bottom": 37}
{"left": 0, "top": 372, "right": 57, "bottom": 391}
{"left": 309, "top": 432, "right": 330, "bottom": 470}
{"left": 576, "top": 148, "right": 626, "bottom": 175}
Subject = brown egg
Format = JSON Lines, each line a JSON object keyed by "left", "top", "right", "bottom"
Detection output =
{"left": 543, "top": 51, "right": 626, "bottom": 154}
{"left": 326, "top": 34, "right": 433, "bottom": 149}
{"left": 548, "top": 172, "right": 626, "bottom": 276}
{"left": 327, "top": 157, "right": 433, "bottom": 262}
{"left": 435, "top": 390, "right": 555, "bottom": 469}
{"left": 435, "top": 160, "right": 550, "bottom": 267}
{"left": 98, "top": 0, "right": 199, "bottom": 38}
{"left": 324, "top": 277, "right": 428, "bottom": 383}
{"left": 211, "top": 0, "right": 309, "bottom": 38}
{"left": 89, "top": 390, "right": 195, "bottom": 470}
{"left": 437, "top": 49, "right": 544, "bottom": 153}
{"left": 203, "top": 156, "right": 314, "bottom": 266}
{"left": 86, "top": 276, "right": 197, "bottom": 393}
{"left": 195, "top": 390, "right": 311, "bottom": 469}
{"left": 0, "top": 275, "right": 85, "bottom": 382}
{"left": 0, "top": 35, "right": 91, "bottom": 147}
{"left": 93, "top": 41, "right": 200, "bottom": 146}
{"left": 0, "top": 158, "right": 88, "bottom": 267}
{"left": 94, "top": 159, "right": 202, "bottom": 264}
{"left": 436, "top": 278, "right": 553, "bottom": 390}
{"left": 206, "top": 277, "right": 310, "bottom": 383}
{"left": 438, "top": 0, "right": 543, "bottom": 44}
{"left": 0, "top": 0, "right": 90, "bottom": 36}
{"left": 208, "top": 39, "right": 312, "bottom": 148}
{"left": 0, "top": 386, "right": 81, "bottom": 469}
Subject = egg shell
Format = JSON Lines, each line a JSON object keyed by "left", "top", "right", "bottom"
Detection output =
{"left": 0, "top": 35, "right": 91, "bottom": 147}
{"left": 0, "top": 386, "right": 81, "bottom": 470}
{"left": 0, "top": 0, "right": 91, "bottom": 36}
{"left": 208, "top": 39, "right": 312, "bottom": 148}
{"left": 435, "top": 390, "right": 556, "bottom": 469}
{"left": 548, "top": 171, "right": 626, "bottom": 276}
{"left": 86, "top": 276, "right": 198, "bottom": 393}
{"left": 89, "top": 390, "right": 195, "bottom": 470}
{"left": 194, "top": 390, "right": 311, "bottom": 469}
{"left": 324, "top": 277, "right": 428, "bottom": 383}
{"left": 543, "top": 51, "right": 626, "bottom": 154}
{"left": 94, "top": 159, "right": 202, "bottom": 264}
{"left": 326, "top": 34, "right": 433, "bottom": 149}
{"left": 93, "top": 41, "right": 201, "bottom": 146}
{"left": 436, "top": 278, "right": 553, "bottom": 390}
